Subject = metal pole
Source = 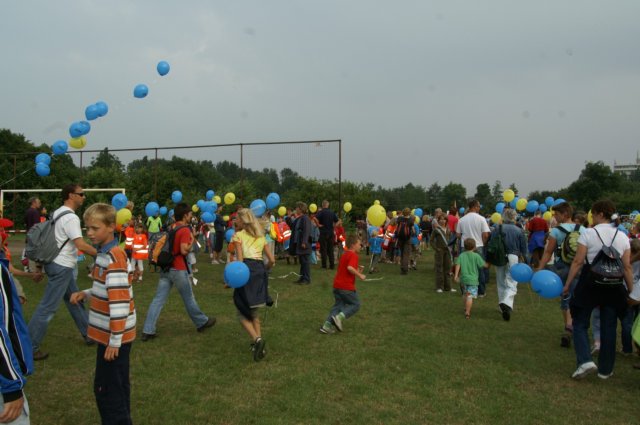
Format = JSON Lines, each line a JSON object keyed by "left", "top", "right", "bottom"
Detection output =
{"left": 154, "top": 148, "right": 158, "bottom": 200}
{"left": 240, "top": 144, "right": 244, "bottom": 200}
{"left": 338, "top": 140, "right": 342, "bottom": 210}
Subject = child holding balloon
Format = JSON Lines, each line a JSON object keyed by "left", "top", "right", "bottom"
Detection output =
{"left": 231, "top": 208, "right": 275, "bottom": 362}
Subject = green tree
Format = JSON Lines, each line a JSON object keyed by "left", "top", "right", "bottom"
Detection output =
{"left": 441, "top": 182, "right": 467, "bottom": 210}
{"left": 566, "top": 161, "right": 623, "bottom": 211}
{"left": 473, "top": 183, "right": 493, "bottom": 213}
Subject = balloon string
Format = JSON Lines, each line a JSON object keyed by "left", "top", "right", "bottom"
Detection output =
{"left": 0, "top": 167, "right": 32, "bottom": 187}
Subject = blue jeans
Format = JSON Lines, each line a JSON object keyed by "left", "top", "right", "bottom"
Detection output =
{"left": 28, "top": 262, "right": 88, "bottom": 351}
{"left": 326, "top": 288, "right": 360, "bottom": 322}
{"left": 572, "top": 304, "right": 621, "bottom": 374}
{"left": 143, "top": 269, "right": 209, "bottom": 334}
{"left": 467, "top": 248, "right": 488, "bottom": 295}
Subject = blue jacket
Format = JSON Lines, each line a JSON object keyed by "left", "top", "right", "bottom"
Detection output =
{"left": 490, "top": 224, "right": 528, "bottom": 257}
{"left": 0, "top": 259, "right": 33, "bottom": 402}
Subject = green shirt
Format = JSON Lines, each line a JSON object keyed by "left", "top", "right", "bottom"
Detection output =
{"left": 455, "top": 251, "right": 485, "bottom": 286}
{"left": 146, "top": 216, "right": 162, "bottom": 233}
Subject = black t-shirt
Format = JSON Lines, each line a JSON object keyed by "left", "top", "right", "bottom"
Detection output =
{"left": 25, "top": 207, "right": 40, "bottom": 231}
{"left": 315, "top": 209, "right": 338, "bottom": 234}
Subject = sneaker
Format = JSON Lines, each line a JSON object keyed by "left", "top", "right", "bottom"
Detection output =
{"left": 499, "top": 303, "right": 511, "bottom": 322}
{"left": 197, "top": 317, "right": 217, "bottom": 333}
{"left": 449, "top": 288, "right": 457, "bottom": 292}
{"left": 571, "top": 361, "right": 597, "bottom": 379}
{"left": 319, "top": 326, "right": 335, "bottom": 334}
{"left": 138, "top": 277, "right": 142, "bottom": 282}
{"left": 33, "top": 350, "right": 49, "bottom": 361}
{"left": 436, "top": 289, "right": 444, "bottom": 293}
{"left": 141, "top": 333, "right": 157, "bottom": 342}
{"left": 211, "top": 260, "right": 220, "bottom": 265}
{"left": 253, "top": 337, "right": 266, "bottom": 362}
{"left": 332, "top": 313, "right": 345, "bottom": 332}
{"left": 597, "top": 372, "right": 613, "bottom": 379}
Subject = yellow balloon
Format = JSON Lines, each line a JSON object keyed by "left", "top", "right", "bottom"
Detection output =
{"left": 309, "top": 203, "right": 317, "bottom": 213}
{"left": 374, "top": 200, "right": 380, "bottom": 205}
{"left": 414, "top": 216, "right": 420, "bottom": 224}
{"left": 116, "top": 208, "right": 132, "bottom": 226}
{"left": 343, "top": 202, "right": 352, "bottom": 213}
{"left": 392, "top": 211, "right": 397, "bottom": 217}
{"left": 224, "top": 192, "right": 235, "bottom": 205}
{"left": 543, "top": 211, "right": 553, "bottom": 221}
{"left": 278, "top": 206, "right": 287, "bottom": 217}
{"left": 192, "top": 205, "right": 199, "bottom": 213}
{"left": 503, "top": 189, "right": 515, "bottom": 202}
{"left": 367, "top": 205, "right": 386, "bottom": 227}
{"left": 223, "top": 215, "right": 229, "bottom": 222}
{"left": 516, "top": 198, "right": 527, "bottom": 211}
{"left": 635, "top": 214, "right": 640, "bottom": 223}
{"left": 213, "top": 195, "right": 222, "bottom": 204}
{"left": 491, "top": 212, "right": 502, "bottom": 224}
{"left": 69, "top": 136, "right": 87, "bottom": 149}
{"left": 588, "top": 210, "right": 594, "bottom": 226}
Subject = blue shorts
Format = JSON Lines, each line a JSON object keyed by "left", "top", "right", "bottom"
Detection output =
{"left": 464, "top": 285, "right": 478, "bottom": 298}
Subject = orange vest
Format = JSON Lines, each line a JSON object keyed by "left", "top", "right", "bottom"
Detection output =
{"left": 132, "top": 233, "right": 149, "bottom": 260}
{"left": 124, "top": 226, "right": 135, "bottom": 250}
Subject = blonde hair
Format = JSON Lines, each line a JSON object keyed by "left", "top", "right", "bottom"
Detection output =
{"left": 236, "top": 208, "right": 264, "bottom": 238}
{"left": 83, "top": 203, "right": 116, "bottom": 226}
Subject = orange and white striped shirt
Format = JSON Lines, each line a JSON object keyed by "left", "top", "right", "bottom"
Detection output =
{"left": 84, "top": 246, "right": 136, "bottom": 347}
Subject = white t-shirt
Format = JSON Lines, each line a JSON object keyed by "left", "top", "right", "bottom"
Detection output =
{"left": 456, "top": 212, "right": 490, "bottom": 248}
{"left": 52, "top": 206, "right": 83, "bottom": 268}
{"left": 629, "top": 262, "right": 640, "bottom": 301}
{"left": 577, "top": 223, "right": 630, "bottom": 264}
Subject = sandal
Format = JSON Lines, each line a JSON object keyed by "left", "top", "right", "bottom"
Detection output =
{"left": 465, "top": 313, "right": 471, "bottom": 319}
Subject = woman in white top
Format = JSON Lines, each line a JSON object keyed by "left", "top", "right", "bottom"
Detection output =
{"left": 564, "top": 200, "right": 634, "bottom": 380}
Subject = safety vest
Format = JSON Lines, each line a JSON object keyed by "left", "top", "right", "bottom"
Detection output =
{"left": 383, "top": 224, "right": 396, "bottom": 250}
{"left": 124, "top": 226, "right": 135, "bottom": 250}
{"left": 278, "top": 221, "right": 291, "bottom": 243}
{"left": 132, "top": 233, "right": 149, "bottom": 260}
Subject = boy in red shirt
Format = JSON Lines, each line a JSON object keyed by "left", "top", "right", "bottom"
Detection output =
{"left": 319, "top": 234, "right": 366, "bottom": 334}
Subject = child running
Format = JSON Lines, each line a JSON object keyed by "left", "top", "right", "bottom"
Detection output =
{"left": 231, "top": 208, "right": 275, "bottom": 362}
{"left": 131, "top": 223, "right": 148, "bottom": 282}
{"left": 320, "top": 234, "right": 367, "bottom": 334}
{"left": 454, "top": 238, "right": 489, "bottom": 319}
{"left": 70, "top": 203, "right": 136, "bottom": 424}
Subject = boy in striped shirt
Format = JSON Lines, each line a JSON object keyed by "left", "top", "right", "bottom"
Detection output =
{"left": 71, "top": 203, "right": 136, "bottom": 425}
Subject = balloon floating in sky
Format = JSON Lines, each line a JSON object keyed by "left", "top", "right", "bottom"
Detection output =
{"left": 159, "top": 206, "right": 168, "bottom": 216}
{"left": 69, "top": 121, "right": 90, "bottom": 138}
{"left": 145, "top": 202, "right": 160, "bottom": 217}
{"left": 95, "top": 101, "right": 109, "bottom": 117}
{"left": 309, "top": 203, "right": 318, "bottom": 213}
{"left": 35, "top": 163, "right": 50, "bottom": 177}
{"left": 503, "top": 189, "right": 515, "bottom": 202}
{"left": 367, "top": 205, "right": 386, "bottom": 227}
{"left": 266, "top": 193, "right": 280, "bottom": 210}
{"left": 157, "top": 61, "right": 170, "bottom": 76}
{"left": 250, "top": 199, "right": 267, "bottom": 217}
{"left": 213, "top": 195, "right": 221, "bottom": 204}
{"left": 116, "top": 208, "right": 132, "bottom": 226}
{"left": 224, "top": 192, "right": 236, "bottom": 205}
{"left": 69, "top": 136, "right": 87, "bottom": 149}
{"left": 171, "top": 190, "right": 183, "bottom": 204}
{"left": 35, "top": 153, "right": 51, "bottom": 165}
{"left": 278, "top": 206, "right": 287, "bottom": 217}
{"left": 491, "top": 212, "right": 502, "bottom": 224}
{"left": 52, "top": 140, "right": 68, "bottom": 155}
{"left": 133, "top": 84, "right": 149, "bottom": 99}
{"left": 343, "top": 202, "right": 352, "bottom": 213}
{"left": 111, "top": 193, "right": 128, "bottom": 211}
{"left": 206, "top": 190, "right": 215, "bottom": 201}
{"left": 85, "top": 104, "right": 99, "bottom": 121}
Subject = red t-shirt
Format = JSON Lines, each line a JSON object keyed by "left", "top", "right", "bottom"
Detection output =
{"left": 172, "top": 226, "right": 192, "bottom": 270}
{"left": 447, "top": 214, "right": 458, "bottom": 233}
{"left": 333, "top": 249, "right": 359, "bottom": 291}
{"left": 527, "top": 217, "right": 549, "bottom": 234}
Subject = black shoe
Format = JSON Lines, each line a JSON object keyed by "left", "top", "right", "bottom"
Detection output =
{"left": 499, "top": 303, "right": 511, "bottom": 321}
{"left": 293, "top": 279, "right": 304, "bottom": 284}
{"left": 141, "top": 333, "right": 157, "bottom": 342}
{"left": 560, "top": 333, "right": 571, "bottom": 348}
{"left": 296, "top": 280, "right": 310, "bottom": 285}
{"left": 197, "top": 317, "right": 217, "bottom": 333}
{"left": 253, "top": 337, "right": 266, "bottom": 362}
{"left": 33, "top": 350, "right": 49, "bottom": 361}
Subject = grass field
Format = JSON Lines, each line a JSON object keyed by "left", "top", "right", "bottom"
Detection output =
{"left": 14, "top": 245, "right": 640, "bottom": 425}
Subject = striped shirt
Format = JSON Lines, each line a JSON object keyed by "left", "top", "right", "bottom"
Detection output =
{"left": 84, "top": 246, "right": 136, "bottom": 347}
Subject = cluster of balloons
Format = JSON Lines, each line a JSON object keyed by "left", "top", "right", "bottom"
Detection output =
{"left": 509, "top": 263, "right": 563, "bottom": 299}
{"left": 34, "top": 153, "right": 51, "bottom": 177}
{"left": 84, "top": 101, "right": 109, "bottom": 121}
{"left": 493, "top": 190, "right": 572, "bottom": 224}
{"left": 112, "top": 193, "right": 131, "bottom": 226}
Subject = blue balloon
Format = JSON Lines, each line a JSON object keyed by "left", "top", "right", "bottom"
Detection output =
{"left": 196, "top": 199, "right": 206, "bottom": 210}
{"left": 201, "top": 212, "right": 215, "bottom": 223}
{"left": 85, "top": 104, "right": 99, "bottom": 121}
{"left": 171, "top": 190, "right": 183, "bottom": 204}
{"left": 510, "top": 197, "right": 519, "bottom": 210}
{"left": 510, "top": 263, "right": 533, "bottom": 283}
{"left": 545, "top": 197, "right": 554, "bottom": 208}
{"left": 78, "top": 120, "right": 91, "bottom": 136}
{"left": 145, "top": 202, "right": 160, "bottom": 217}
{"left": 224, "top": 261, "right": 250, "bottom": 288}
{"left": 168, "top": 209, "right": 174, "bottom": 217}
{"left": 266, "top": 193, "right": 280, "bottom": 210}
{"left": 52, "top": 140, "right": 68, "bottom": 155}
{"left": 134, "top": 84, "right": 149, "bottom": 99}
{"left": 531, "top": 270, "right": 563, "bottom": 299}
{"left": 526, "top": 200, "right": 539, "bottom": 213}
{"left": 538, "top": 204, "right": 547, "bottom": 213}
{"left": 111, "top": 193, "right": 128, "bottom": 210}
{"left": 69, "top": 121, "right": 83, "bottom": 138}
{"left": 159, "top": 206, "right": 168, "bottom": 216}
{"left": 35, "top": 163, "right": 50, "bottom": 177}
{"left": 225, "top": 228, "right": 235, "bottom": 243}
{"left": 553, "top": 198, "right": 566, "bottom": 207}
{"left": 459, "top": 207, "right": 465, "bottom": 215}
{"left": 496, "top": 202, "right": 505, "bottom": 214}
{"left": 250, "top": 199, "right": 267, "bottom": 217}
{"left": 205, "top": 190, "right": 215, "bottom": 201}
{"left": 203, "top": 201, "right": 218, "bottom": 214}
{"left": 632, "top": 210, "right": 639, "bottom": 216}
{"left": 35, "top": 153, "right": 51, "bottom": 165}
{"left": 414, "top": 208, "right": 423, "bottom": 218}
{"left": 157, "top": 61, "right": 170, "bottom": 76}
{"left": 95, "top": 101, "right": 109, "bottom": 117}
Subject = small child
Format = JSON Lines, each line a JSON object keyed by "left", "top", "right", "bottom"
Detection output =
{"left": 70, "top": 203, "right": 136, "bottom": 424}
{"left": 231, "top": 208, "right": 275, "bottom": 362}
{"left": 410, "top": 221, "right": 420, "bottom": 270}
{"left": 368, "top": 229, "right": 383, "bottom": 273}
{"left": 131, "top": 224, "right": 148, "bottom": 282}
{"left": 454, "top": 238, "right": 489, "bottom": 319}
{"left": 320, "top": 234, "right": 366, "bottom": 334}
{"left": 335, "top": 219, "right": 346, "bottom": 260}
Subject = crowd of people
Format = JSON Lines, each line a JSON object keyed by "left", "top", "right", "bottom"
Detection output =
{"left": 0, "top": 185, "right": 639, "bottom": 423}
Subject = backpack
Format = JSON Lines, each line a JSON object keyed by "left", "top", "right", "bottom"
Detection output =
{"left": 149, "top": 225, "right": 188, "bottom": 271}
{"left": 556, "top": 224, "right": 581, "bottom": 264}
{"left": 486, "top": 225, "right": 508, "bottom": 266}
{"left": 395, "top": 217, "right": 413, "bottom": 241}
{"left": 587, "top": 228, "right": 624, "bottom": 285}
{"left": 24, "top": 210, "right": 74, "bottom": 264}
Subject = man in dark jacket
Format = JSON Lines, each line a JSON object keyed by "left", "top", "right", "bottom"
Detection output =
{"left": 315, "top": 200, "right": 338, "bottom": 270}
{"left": 293, "top": 202, "right": 312, "bottom": 284}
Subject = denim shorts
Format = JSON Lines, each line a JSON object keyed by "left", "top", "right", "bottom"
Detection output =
{"left": 464, "top": 285, "right": 479, "bottom": 298}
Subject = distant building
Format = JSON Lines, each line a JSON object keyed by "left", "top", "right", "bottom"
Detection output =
{"left": 613, "top": 152, "right": 640, "bottom": 176}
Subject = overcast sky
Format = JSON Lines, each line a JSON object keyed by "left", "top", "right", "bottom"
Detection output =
{"left": 2, "top": 1, "right": 639, "bottom": 197}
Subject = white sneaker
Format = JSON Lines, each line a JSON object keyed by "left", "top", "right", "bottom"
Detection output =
{"left": 436, "top": 289, "right": 444, "bottom": 293}
{"left": 211, "top": 260, "right": 220, "bottom": 265}
{"left": 450, "top": 288, "right": 457, "bottom": 292}
{"left": 571, "top": 361, "right": 597, "bottom": 379}
{"left": 597, "top": 372, "right": 613, "bottom": 379}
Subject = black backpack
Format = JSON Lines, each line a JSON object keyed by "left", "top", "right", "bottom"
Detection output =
{"left": 395, "top": 217, "right": 413, "bottom": 241}
{"left": 486, "top": 225, "right": 508, "bottom": 266}
{"left": 587, "top": 228, "right": 624, "bottom": 285}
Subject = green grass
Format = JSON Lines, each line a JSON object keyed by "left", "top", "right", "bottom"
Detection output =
{"left": 19, "top": 248, "right": 640, "bottom": 424}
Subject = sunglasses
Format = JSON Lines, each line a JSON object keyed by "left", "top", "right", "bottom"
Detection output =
{"left": 73, "top": 192, "right": 86, "bottom": 197}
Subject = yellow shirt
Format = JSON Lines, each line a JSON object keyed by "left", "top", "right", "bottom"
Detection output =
{"left": 231, "top": 230, "right": 266, "bottom": 260}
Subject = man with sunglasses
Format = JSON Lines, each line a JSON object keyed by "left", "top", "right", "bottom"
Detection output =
{"left": 28, "top": 184, "right": 98, "bottom": 361}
